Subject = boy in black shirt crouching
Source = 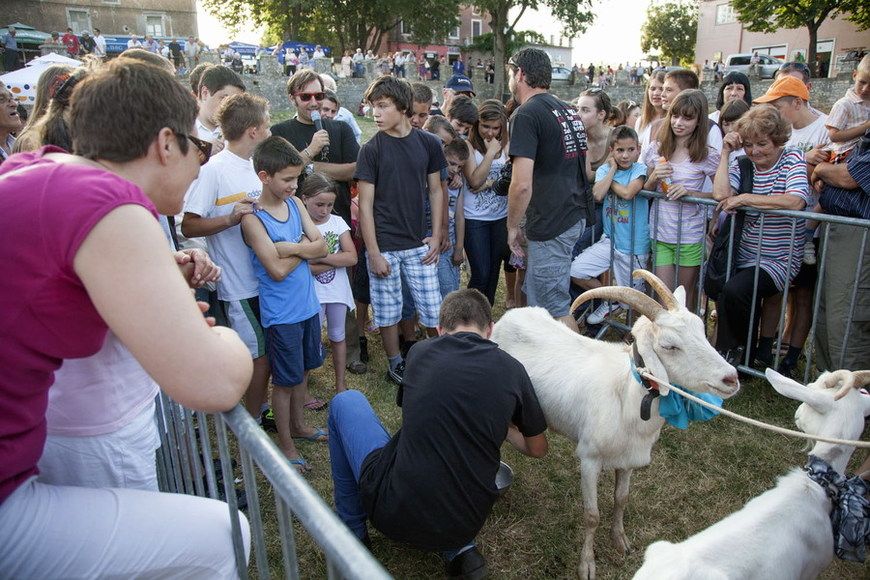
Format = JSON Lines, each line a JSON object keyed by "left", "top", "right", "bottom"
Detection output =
{"left": 327, "top": 288, "right": 548, "bottom": 579}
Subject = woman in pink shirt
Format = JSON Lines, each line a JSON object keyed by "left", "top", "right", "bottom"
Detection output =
{"left": 0, "top": 58, "right": 253, "bottom": 578}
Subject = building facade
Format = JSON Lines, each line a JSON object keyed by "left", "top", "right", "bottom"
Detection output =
{"left": 3, "top": 0, "right": 198, "bottom": 39}
{"left": 382, "top": 5, "right": 492, "bottom": 63}
{"left": 694, "top": 0, "right": 868, "bottom": 77}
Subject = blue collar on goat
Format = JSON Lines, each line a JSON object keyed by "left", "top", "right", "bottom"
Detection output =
{"left": 803, "top": 454, "right": 870, "bottom": 563}
{"left": 629, "top": 343, "right": 724, "bottom": 429}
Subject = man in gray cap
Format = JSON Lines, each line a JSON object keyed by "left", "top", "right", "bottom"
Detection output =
{"left": 434, "top": 74, "right": 475, "bottom": 117}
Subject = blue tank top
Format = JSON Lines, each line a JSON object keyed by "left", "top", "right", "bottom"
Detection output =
{"left": 250, "top": 199, "right": 320, "bottom": 327}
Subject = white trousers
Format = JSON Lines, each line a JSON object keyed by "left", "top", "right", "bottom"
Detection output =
{"left": 0, "top": 477, "right": 250, "bottom": 579}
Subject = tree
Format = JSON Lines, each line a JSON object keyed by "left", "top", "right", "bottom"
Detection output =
{"left": 730, "top": 0, "right": 870, "bottom": 77}
{"left": 201, "top": 0, "right": 461, "bottom": 56}
{"left": 473, "top": 1, "right": 597, "bottom": 97}
{"left": 464, "top": 30, "right": 546, "bottom": 55}
{"left": 640, "top": 1, "right": 698, "bottom": 67}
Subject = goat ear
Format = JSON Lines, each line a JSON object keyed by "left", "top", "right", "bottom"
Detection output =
{"left": 765, "top": 368, "right": 833, "bottom": 414}
{"left": 672, "top": 285, "right": 687, "bottom": 308}
{"left": 635, "top": 328, "right": 671, "bottom": 396}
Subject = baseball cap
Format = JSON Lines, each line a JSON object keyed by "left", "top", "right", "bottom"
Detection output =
{"left": 445, "top": 74, "right": 475, "bottom": 96}
{"left": 753, "top": 75, "right": 810, "bottom": 103}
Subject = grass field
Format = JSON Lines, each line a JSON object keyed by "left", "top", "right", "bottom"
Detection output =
{"left": 249, "top": 111, "right": 868, "bottom": 578}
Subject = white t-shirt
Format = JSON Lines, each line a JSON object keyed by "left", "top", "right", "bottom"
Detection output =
{"left": 788, "top": 112, "right": 830, "bottom": 153}
{"left": 312, "top": 214, "right": 354, "bottom": 309}
{"left": 708, "top": 110, "right": 720, "bottom": 124}
{"left": 184, "top": 149, "right": 262, "bottom": 301}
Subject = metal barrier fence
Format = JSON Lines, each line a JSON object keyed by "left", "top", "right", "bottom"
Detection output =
{"left": 155, "top": 394, "right": 391, "bottom": 579}
{"left": 586, "top": 189, "right": 870, "bottom": 383}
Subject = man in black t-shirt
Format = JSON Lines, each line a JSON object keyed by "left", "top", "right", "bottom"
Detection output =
{"left": 327, "top": 289, "right": 548, "bottom": 579}
{"left": 507, "top": 47, "right": 588, "bottom": 332}
{"left": 270, "top": 70, "right": 360, "bottom": 225}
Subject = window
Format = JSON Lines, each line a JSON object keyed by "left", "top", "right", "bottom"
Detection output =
{"left": 67, "top": 9, "right": 91, "bottom": 34}
{"left": 400, "top": 20, "right": 411, "bottom": 36}
{"left": 715, "top": 4, "right": 736, "bottom": 25}
{"left": 144, "top": 14, "right": 167, "bottom": 37}
{"left": 471, "top": 6, "right": 481, "bottom": 15}
{"left": 449, "top": 25, "right": 460, "bottom": 39}
{"left": 751, "top": 45, "right": 787, "bottom": 60}
{"left": 471, "top": 19, "right": 482, "bottom": 38}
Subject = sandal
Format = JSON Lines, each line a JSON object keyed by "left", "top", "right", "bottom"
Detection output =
{"left": 293, "top": 427, "right": 328, "bottom": 443}
{"left": 288, "top": 457, "right": 311, "bottom": 474}
{"left": 304, "top": 398, "right": 327, "bottom": 411}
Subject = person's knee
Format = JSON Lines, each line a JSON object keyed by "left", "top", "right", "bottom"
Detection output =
{"left": 329, "top": 390, "right": 369, "bottom": 424}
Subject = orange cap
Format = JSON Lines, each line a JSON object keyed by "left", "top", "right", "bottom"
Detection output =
{"left": 753, "top": 75, "right": 810, "bottom": 104}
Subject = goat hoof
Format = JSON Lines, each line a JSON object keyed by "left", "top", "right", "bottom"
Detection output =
{"left": 611, "top": 530, "right": 631, "bottom": 555}
{"left": 577, "top": 558, "right": 596, "bottom": 580}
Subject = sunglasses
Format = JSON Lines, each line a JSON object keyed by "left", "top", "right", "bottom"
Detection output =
{"left": 779, "top": 61, "right": 810, "bottom": 73}
{"left": 178, "top": 133, "right": 212, "bottom": 165}
{"left": 294, "top": 92, "right": 326, "bottom": 102}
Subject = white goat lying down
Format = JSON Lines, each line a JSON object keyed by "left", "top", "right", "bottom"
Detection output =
{"left": 491, "top": 270, "right": 740, "bottom": 580}
{"left": 633, "top": 369, "right": 870, "bottom": 580}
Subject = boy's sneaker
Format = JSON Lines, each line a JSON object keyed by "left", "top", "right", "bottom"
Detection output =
{"left": 586, "top": 301, "right": 621, "bottom": 325}
{"left": 803, "top": 244, "right": 816, "bottom": 265}
{"left": 260, "top": 409, "right": 277, "bottom": 433}
{"left": 386, "top": 361, "right": 405, "bottom": 386}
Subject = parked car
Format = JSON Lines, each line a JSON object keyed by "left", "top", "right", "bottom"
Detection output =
{"left": 724, "top": 53, "right": 783, "bottom": 79}
{"left": 552, "top": 66, "right": 572, "bottom": 82}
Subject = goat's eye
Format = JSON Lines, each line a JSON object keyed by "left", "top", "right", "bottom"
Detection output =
{"left": 661, "top": 344, "right": 679, "bottom": 351}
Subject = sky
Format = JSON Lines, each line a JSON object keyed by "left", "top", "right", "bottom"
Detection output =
{"left": 195, "top": 0, "right": 652, "bottom": 64}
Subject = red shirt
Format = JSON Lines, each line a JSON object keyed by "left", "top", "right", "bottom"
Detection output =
{"left": 61, "top": 32, "right": 79, "bottom": 55}
{"left": 0, "top": 147, "right": 157, "bottom": 503}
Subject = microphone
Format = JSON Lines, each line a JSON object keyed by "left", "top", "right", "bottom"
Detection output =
{"left": 310, "top": 110, "right": 328, "bottom": 159}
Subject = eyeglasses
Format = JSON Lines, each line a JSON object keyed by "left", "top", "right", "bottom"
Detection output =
{"left": 507, "top": 58, "right": 518, "bottom": 70}
{"left": 177, "top": 133, "right": 212, "bottom": 165}
{"left": 294, "top": 92, "right": 325, "bottom": 102}
{"left": 627, "top": 100, "right": 638, "bottom": 108}
{"left": 585, "top": 87, "right": 604, "bottom": 94}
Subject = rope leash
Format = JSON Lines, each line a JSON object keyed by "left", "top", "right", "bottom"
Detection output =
{"left": 639, "top": 370, "right": 870, "bottom": 449}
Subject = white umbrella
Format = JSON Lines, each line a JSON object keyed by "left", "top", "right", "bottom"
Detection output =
{"left": 1, "top": 64, "right": 46, "bottom": 104}
{"left": 26, "top": 53, "right": 82, "bottom": 67}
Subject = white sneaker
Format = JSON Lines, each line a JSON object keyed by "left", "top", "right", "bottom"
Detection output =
{"left": 803, "top": 244, "right": 816, "bottom": 265}
{"left": 586, "top": 301, "right": 621, "bottom": 325}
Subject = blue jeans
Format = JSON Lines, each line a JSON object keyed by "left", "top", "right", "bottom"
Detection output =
{"left": 463, "top": 217, "right": 508, "bottom": 304}
{"left": 328, "top": 391, "right": 391, "bottom": 540}
{"left": 437, "top": 249, "right": 460, "bottom": 298}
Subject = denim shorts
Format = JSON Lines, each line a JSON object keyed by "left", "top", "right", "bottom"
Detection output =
{"left": 266, "top": 313, "right": 324, "bottom": 387}
{"left": 525, "top": 219, "right": 585, "bottom": 318}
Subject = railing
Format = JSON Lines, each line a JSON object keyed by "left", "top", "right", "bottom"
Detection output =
{"left": 155, "top": 394, "right": 391, "bottom": 579}
{"left": 587, "top": 189, "right": 870, "bottom": 382}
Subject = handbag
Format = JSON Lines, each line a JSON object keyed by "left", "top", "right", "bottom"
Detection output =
{"left": 704, "top": 155, "right": 753, "bottom": 301}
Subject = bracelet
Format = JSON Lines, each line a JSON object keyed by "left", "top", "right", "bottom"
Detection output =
{"left": 302, "top": 148, "right": 312, "bottom": 161}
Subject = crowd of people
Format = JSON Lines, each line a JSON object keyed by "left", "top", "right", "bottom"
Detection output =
{"left": 0, "top": 40, "right": 868, "bottom": 579}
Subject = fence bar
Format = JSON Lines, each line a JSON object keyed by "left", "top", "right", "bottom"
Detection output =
{"left": 804, "top": 222, "right": 830, "bottom": 384}
{"left": 240, "top": 444, "right": 270, "bottom": 580}
{"left": 838, "top": 228, "right": 868, "bottom": 368}
{"left": 196, "top": 411, "right": 220, "bottom": 499}
{"left": 215, "top": 415, "right": 251, "bottom": 580}
{"left": 275, "top": 496, "right": 300, "bottom": 580}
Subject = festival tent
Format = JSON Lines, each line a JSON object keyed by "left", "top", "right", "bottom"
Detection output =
{"left": 3, "top": 23, "right": 51, "bottom": 45}
{"left": 227, "top": 41, "right": 261, "bottom": 56}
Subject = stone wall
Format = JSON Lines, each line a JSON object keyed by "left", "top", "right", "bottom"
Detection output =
{"left": 245, "top": 58, "right": 853, "bottom": 116}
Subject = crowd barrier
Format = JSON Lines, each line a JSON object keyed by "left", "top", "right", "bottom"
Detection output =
{"left": 155, "top": 394, "right": 391, "bottom": 580}
{"left": 590, "top": 189, "right": 870, "bottom": 383}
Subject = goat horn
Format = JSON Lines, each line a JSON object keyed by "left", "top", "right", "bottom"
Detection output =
{"left": 571, "top": 286, "right": 665, "bottom": 322}
{"left": 833, "top": 370, "right": 870, "bottom": 400}
{"left": 632, "top": 269, "right": 680, "bottom": 311}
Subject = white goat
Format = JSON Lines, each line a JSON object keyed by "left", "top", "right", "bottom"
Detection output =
{"left": 491, "top": 270, "right": 740, "bottom": 579}
{"left": 633, "top": 368, "right": 870, "bottom": 580}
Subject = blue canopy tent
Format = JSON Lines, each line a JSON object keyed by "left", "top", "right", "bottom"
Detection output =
{"left": 271, "top": 41, "right": 331, "bottom": 57}
{"left": 227, "top": 41, "right": 261, "bottom": 56}
{"left": 101, "top": 36, "right": 202, "bottom": 56}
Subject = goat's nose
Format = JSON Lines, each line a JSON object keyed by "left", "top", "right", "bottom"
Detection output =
{"left": 723, "top": 372, "right": 739, "bottom": 388}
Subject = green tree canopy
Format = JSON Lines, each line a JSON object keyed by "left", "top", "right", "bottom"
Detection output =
{"left": 730, "top": 0, "right": 870, "bottom": 76}
{"left": 201, "top": 0, "right": 461, "bottom": 56}
{"left": 464, "top": 30, "right": 546, "bottom": 54}
{"left": 640, "top": 1, "right": 698, "bottom": 66}
{"left": 473, "top": 0, "right": 597, "bottom": 97}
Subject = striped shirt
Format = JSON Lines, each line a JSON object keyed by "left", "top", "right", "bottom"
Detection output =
{"left": 643, "top": 141, "right": 720, "bottom": 244}
{"left": 729, "top": 147, "right": 810, "bottom": 291}
{"left": 819, "top": 132, "right": 870, "bottom": 219}
{"left": 826, "top": 88, "right": 870, "bottom": 155}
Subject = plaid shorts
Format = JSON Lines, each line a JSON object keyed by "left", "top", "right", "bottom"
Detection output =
{"left": 367, "top": 245, "right": 441, "bottom": 328}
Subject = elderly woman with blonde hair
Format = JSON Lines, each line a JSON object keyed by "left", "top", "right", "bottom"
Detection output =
{"left": 712, "top": 104, "right": 812, "bottom": 363}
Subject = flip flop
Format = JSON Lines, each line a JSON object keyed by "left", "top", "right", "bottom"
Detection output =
{"left": 288, "top": 457, "right": 311, "bottom": 474}
{"left": 293, "top": 427, "right": 328, "bottom": 443}
{"left": 304, "top": 398, "right": 328, "bottom": 411}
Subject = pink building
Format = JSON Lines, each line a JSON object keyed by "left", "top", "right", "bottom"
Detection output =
{"left": 694, "top": 0, "right": 869, "bottom": 77}
{"left": 383, "top": 5, "right": 491, "bottom": 64}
